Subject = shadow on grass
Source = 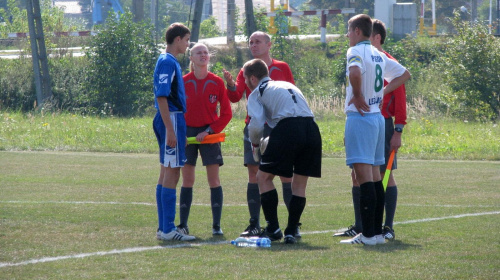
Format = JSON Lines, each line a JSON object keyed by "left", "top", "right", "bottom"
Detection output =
{"left": 362, "top": 240, "right": 421, "bottom": 252}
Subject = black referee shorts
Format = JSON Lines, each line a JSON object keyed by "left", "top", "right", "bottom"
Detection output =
{"left": 259, "top": 117, "right": 322, "bottom": 178}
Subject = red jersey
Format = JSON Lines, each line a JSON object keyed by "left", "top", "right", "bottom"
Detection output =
{"left": 227, "top": 59, "right": 295, "bottom": 123}
{"left": 381, "top": 51, "right": 407, "bottom": 126}
{"left": 183, "top": 72, "right": 232, "bottom": 133}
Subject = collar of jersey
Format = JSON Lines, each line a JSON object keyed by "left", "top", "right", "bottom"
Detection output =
{"left": 356, "top": 40, "right": 371, "bottom": 46}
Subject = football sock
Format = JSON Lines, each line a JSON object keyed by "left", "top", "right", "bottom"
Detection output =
{"left": 161, "top": 187, "right": 177, "bottom": 233}
{"left": 156, "top": 184, "right": 163, "bottom": 232}
{"left": 179, "top": 187, "right": 193, "bottom": 227}
{"left": 260, "top": 189, "right": 279, "bottom": 232}
{"left": 247, "top": 183, "right": 261, "bottom": 227}
{"left": 210, "top": 186, "right": 223, "bottom": 227}
{"left": 285, "top": 195, "right": 306, "bottom": 236}
{"left": 282, "top": 182, "right": 292, "bottom": 211}
{"left": 374, "top": 180, "right": 385, "bottom": 235}
{"left": 359, "top": 181, "right": 376, "bottom": 238}
{"left": 384, "top": 186, "right": 398, "bottom": 229}
{"left": 352, "top": 186, "right": 362, "bottom": 231}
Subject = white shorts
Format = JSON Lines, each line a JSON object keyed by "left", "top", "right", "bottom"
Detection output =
{"left": 345, "top": 112, "right": 385, "bottom": 167}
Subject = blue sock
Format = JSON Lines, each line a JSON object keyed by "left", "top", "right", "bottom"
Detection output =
{"left": 156, "top": 184, "right": 163, "bottom": 232}
{"left": 161, "top": 187, "right": 177, "bottom": 233}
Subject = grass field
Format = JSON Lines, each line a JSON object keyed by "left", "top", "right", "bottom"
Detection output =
{"left": 1, "top": 151, "right": 499, "bottom": 279}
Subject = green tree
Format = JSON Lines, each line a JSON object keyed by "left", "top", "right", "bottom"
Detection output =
{"left": 200, "top": 16, "right": 221, "bottom": 38}
{"left": 84, "top": 11, "right": 158, "bottom": 116}
{"left": 438, "top": 15, "right": 500, "bottom": 121}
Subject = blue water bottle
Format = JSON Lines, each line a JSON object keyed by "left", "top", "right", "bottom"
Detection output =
{"left": 231, "top": 237, "right": 271, "bottom": 247}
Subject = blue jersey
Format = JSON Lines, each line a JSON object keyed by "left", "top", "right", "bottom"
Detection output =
{"left": 153, "top": 53, "right": 187, "bottom": 113}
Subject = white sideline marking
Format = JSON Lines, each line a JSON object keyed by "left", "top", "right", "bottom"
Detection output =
{"left": 306, "top": 211, "right": 500, "bottom": 235}
{"left": 1, "top": 200, "right": 498, "bottom": 208}
{"left": 0, "top": 211, "right": 498, "bottom": 268}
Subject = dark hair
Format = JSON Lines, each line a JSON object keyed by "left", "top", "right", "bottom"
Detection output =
{"left": 372, "top": 19, "right": 387, "bottom": 45}
{"left": 165, "top": 23, "right": 190, "bottom": 45}
{"left": 348, "top": 14, "right": 372, "bottom": 38}
{"left": 243, "top": 59, "right": 269, "bottom": 80}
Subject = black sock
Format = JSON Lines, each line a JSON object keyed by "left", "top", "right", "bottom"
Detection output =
{"left": 384, "top": 186, "right": 398, "bottom": 229}
{"left": 247, "top": 183, "right": 261, "bottom": 227}
{"left": 179, "top": 187, "right": 192, "bottom": 227}
{"left": 285, "top": 195, "right": 306, "bottom": 236}
{"left": 282, "top": 182, "right": 292, "bottom": 211}
{"left": 374, "top": 181, "right": 385, "bottom": 235}
{"left": 210, "top": 186, "right": 223, "bottom": 228}
{"left": 260, "top": 189, "right": 279, "bottom": 232}
{"left": 352, "top": 186, "right": 362, "bottom": 231}
{"left": 359, "top": 181, "right": 376, "bottom": 238}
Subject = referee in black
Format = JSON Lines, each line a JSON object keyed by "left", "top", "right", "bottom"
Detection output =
{"left": 244, "top": 59, "right": 322, "bottom": 244}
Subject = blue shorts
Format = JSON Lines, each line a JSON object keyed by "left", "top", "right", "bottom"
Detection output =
{"left": 153, "top": 111, "right": 187, "bottom": 168}
{"left": 345, "top": 112, "right": 385, "bottom": 167}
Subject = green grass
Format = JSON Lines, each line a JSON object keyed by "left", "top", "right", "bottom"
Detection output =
{"left": 0, "top": 151, "right": 499, "bottom": 279}
{"left": 0, "top": 111, "right": 499, "bottom": 160}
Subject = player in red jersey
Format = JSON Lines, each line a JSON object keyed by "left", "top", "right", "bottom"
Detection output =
{"left": 222, "top": 31, "right": 299, "bottom": 238}
{"left": 178, "top": 43, "right": 232, "bottom": 236}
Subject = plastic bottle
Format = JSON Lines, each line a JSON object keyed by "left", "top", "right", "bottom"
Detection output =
{"left": 230, "top": 237, "right": 271, "bottom": 248}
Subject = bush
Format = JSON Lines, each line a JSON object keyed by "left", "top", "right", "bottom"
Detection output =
{"left": 84, "top": 11, "right": 158, "bottom": 117}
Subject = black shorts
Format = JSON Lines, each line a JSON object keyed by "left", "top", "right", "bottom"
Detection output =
{"left": 185, "top": 126, "right": 224, "bottom": 166}
{"left": 380, "top": 117, "right": 397, "bottom": 171}
{"left": 259, "top": 117, "right": 322, "bottom": 178}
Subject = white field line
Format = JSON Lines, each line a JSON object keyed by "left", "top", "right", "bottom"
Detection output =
{"left": 0, "top": 200, "right": 498, "bottom": 208}
{"left": 0, "top": 211, "right": 498, "bottom": 268}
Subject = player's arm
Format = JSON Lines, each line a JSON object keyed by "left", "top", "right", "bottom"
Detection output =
{"left": 384, "top": 70, "right": 410, "bottom": 96}
{"left": 207, "top": 82, "right": 233, "bottom": 134}
{"left": 224, "top": 69, "right": 247, "bottom": 103}
{"left": 247, "top": 92, "right": 266, "bottom": 145}
{"left": 348, "top": 66, "right": 369, "bottom": 115}
{"left": 391, "top": 84, "right": 407, "bottom": 153}
{"left": 157, "top": 97, "right": 176, "bottom": 148}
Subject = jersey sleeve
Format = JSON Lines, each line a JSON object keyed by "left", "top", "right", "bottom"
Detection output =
{"left": 393, "top": 83, "right": 407, "bottom": 126}
{"left": 209, "top": 78, "right": 233, "bottom": 133}
{"left": 226, "top": 69, "right": 248, "bottom": 103}
{"left": 383, "top": 55, "right": 407, "bottom": 82}
{"left": 346, "top": 48, "right": 363, "bottom": 71}
{"left": 247, "top": 91, "right": 266, "bottom": 145}
{"left": 155, "top": 60, "right": 176, "bottom": 98}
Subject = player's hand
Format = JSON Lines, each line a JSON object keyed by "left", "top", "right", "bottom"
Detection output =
{"left": 166, "top": 131, "right": 177, "bottom": 148}
{"left": 196, "top": 131, "right": 209, "bottom": 142}
{"left": 252, "top": 144, "right": 260, "bottom": 162}
{"left": 260, "top": 137, "right": 269, "bottom": 155}
{"left": 223, "top": 69, "right": 235, "bottom": 87}
{"left": 390, "top": 132, "right": 402, "bottom": 153}
{"left": 348, "top": 96, "right": 370, "bottom": 116}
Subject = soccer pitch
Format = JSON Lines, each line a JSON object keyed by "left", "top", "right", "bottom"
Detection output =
{"left": 0, "top": 151, "right": 499, "bottom": 279}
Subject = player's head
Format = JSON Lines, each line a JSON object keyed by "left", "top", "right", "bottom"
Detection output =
{"left": 189, "top": 43, "right": 210, "bottom": 71}
{"left": 243, "top": 59, "right": 269, "bottom": 91}
{"left": 347, "top": 14, "right": 372, "bottom": 46}
{"left": 249, "top": 31, "right": 272, "bottom": 59}
{"left": 165, "top": 23, "right": 191, "bottom": 55}
{"left": 372, "top": 19, "right": 387, "bottom": 45}
{"left": 166, "top": 23, "right": 190, "bottom": 44}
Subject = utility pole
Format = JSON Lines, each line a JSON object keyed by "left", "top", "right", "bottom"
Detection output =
{"left": 26, "top": 0, "right": 52, "bottom": 108}
{"left": 190, "top": 0, "right": 204, "bottom": 42}
{"left": 244, "top": 0, "right": 256, "bottom": 37}
{"left": 227, "top": 0, "right": 236, "bottom": 44}
{"left": 132, "top": 0, "right": 144, "bottom": 22}
{"left": 497, "top": 0, "right": 500, "bottom": 35}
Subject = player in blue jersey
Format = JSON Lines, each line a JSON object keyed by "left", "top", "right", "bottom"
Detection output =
{"left": 340, "top": 14, "right": 410, "bottom": 245}
{"left": 153, "top": 23, "right": 195, "bottom": 241}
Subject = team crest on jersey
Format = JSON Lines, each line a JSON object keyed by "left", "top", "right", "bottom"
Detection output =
{"left": 209, "top": 94, "right": 217, "bottom": 103}
{"left": 348, "top": 56, "right": 362, "bottom": 64}
{"left": 159, "top": 74, "right": 169, "bottom": 84}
